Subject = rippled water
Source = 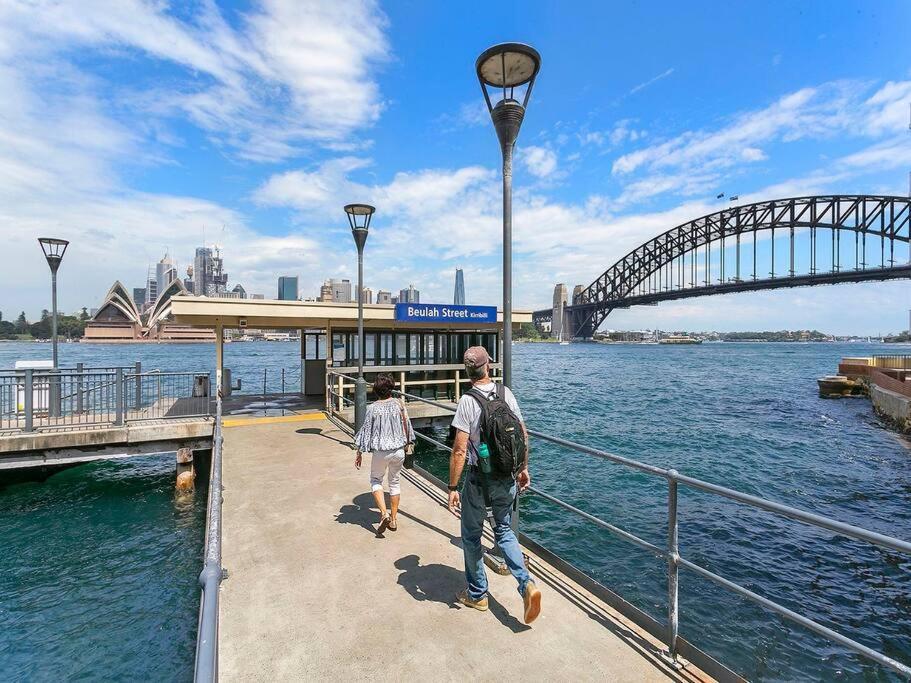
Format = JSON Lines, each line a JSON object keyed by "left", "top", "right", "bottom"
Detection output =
{"left": 1, "top": 340, "right": 909, "bottom": 681}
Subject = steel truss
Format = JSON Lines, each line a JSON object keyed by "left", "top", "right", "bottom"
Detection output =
{"left": 535, "top": 196, "right": 911, "bottom": 337}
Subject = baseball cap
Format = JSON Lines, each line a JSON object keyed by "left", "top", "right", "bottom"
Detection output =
{"left": 463, "top": 346, "right": 492, "bottom": 370}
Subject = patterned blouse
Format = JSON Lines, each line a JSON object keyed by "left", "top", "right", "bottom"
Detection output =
{"left": 354, "top": 399, "right": 416, "bottom": 453}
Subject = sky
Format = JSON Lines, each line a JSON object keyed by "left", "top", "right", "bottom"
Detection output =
{"left": 1, "top": 0, "right": 910, "bottom": 335}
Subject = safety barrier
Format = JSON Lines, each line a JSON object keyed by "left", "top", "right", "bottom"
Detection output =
{"left": 393, "top": 389, "right": 911, "bottom": 677}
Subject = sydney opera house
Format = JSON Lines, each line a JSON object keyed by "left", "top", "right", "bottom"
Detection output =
{"left": 83, "top": 280, "right": 215, "bottom": 343}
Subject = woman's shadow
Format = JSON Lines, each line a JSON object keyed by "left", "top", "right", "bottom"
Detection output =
{"left": 394, "top": 554, "right": 529, "bottom": 633}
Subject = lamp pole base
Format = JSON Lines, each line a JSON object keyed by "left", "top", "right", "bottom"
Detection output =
{"left": 354, "top": 378, "right": 367, "bottom": 432}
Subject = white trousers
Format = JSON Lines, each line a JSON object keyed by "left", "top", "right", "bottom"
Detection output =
{"left": 370, "top": 448, "right": 405, "bottom": 496}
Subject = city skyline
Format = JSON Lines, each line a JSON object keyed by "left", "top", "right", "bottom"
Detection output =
{"left": 2, "top": 2, "right": 910, "bottom": 334}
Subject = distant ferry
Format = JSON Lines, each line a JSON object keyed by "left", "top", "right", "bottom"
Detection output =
{"left": 659, "top": 335, "right": 702, "bottom": 345}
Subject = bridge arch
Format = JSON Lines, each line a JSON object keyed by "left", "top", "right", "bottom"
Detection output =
{"left": 552, "top": 195, "right": 911, "bottom": 337}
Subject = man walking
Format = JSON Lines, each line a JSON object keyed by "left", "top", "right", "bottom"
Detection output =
{"left": 447, "top": 346, "right": 541, "bottom": 624}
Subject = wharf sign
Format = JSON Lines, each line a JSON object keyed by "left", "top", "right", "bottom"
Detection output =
{"left": 394, "top": 303, "right": 497, "bottom": 324}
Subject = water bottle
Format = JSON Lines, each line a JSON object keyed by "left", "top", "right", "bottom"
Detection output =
{"left": 477, "top": 442, "right": 493, "bottom": 476}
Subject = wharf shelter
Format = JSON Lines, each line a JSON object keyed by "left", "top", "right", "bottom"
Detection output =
{"left": 170, "top": 296, "right": 531, "bottom": 424}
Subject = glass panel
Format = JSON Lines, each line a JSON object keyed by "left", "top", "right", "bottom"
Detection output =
{"left": 349, "top": 333, "right": 359, "bottom": 361}
{"left": 317, "top": 334, "right": 326, "bottom": 360}
{"left": 365, "top": 333, "right": 376, "bottom": 365}
{"left": 408, "top": 334, "right": 419, "bottom": 365}
{"left": 437, "top": 333, "right": 449, "bottom": 364}
{"left": 423, "top": 334, "right": 435, "bottom": 364}
{"left": 332, "top": 333, "right": 346, "bottom": 365}
{"left": 395, "top": 334, "right": 408, "bottom": 365}
{"left": 380, "top": 333, "right": 393, "bottom": 365}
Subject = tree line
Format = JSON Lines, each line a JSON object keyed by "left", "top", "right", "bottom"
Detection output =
{"left": 0, "top": 309, "right": 90, "bottom": 340}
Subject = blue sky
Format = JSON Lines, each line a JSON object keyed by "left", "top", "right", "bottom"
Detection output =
{"left": 2, "top": 0, "right": 910, "bottom": 334}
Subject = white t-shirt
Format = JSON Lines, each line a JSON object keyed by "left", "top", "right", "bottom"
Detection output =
{"left": 451, "top": 381, "right": 524, "bottom": 465}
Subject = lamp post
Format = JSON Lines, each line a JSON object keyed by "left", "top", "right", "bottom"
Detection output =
{"left": 345, "top": 204, "right": 375, "bottom": 432}
{"left": 476, "top": 43, "right": 540, "bottom": 387}
{"left": 38, "top": 238, "right": 69, "bottom": 369}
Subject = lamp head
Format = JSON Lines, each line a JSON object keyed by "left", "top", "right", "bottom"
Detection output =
{"left": 344, "top": 204, "right": 375, "bottom": 251}
{"left": 38, "top": 237, "right": 69, "bottom": 274}
{"left": 476, "top": 43, "right": 541, "bottom": 148}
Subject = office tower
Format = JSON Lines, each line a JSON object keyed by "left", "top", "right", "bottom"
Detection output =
{"left": 376, "top": 290, "right": 392, "bottom": 305}
{"left": 231, "top": 284, "right": 247, "bottom": 299}
{"left": 193, "top": 246, "right": 228, "bottom": 297}
{"left": 359, "top": 287, "right": 374, "bottom": 304}
{"left": 183, "top": 265, "right": 194, "bottom": 294}
{"left": 391, "top": 296, "right": 399, "bottom": 305}
{"left": 552, "top": 283, "right": 568, "bottom": 340}
{"left": 454, "top": 268, "right": 465, "bottom": 305}
{"left": 399, "top": 284, "right": 419, "bottom": 304}
{"left": 156, "top": 252, "right": 177, "bottom": 299}
{"left": 251, "top": 293, "right": 265, "bottom": 300}
{"left": 133, "top": 287, "right": 146, "bottom": 308}
{"left": 146, "top": 265, "right": 158, "bottom": 306}
{"left": 329, "top": 278, "right": 352, "bottom": 303}
{"left": 278, "top": 276, "right": 299, "bottom": 301}
{"left": 319, "top": 281, "right": 334, "bottom": 302}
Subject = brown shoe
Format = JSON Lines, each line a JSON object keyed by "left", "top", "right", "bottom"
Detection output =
{"left": 523, "top": 581, "right": 541, "bottom": 624}
{"left": 457, "top": 589, "right": 489, "bottom": 611}
{"left": 377, "top": 515, "right": 390, "bottom": 536}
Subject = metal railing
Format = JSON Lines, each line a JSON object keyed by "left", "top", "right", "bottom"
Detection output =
{"left": 0, "top": 367, "right": 212, "bottom": 432}
{"left": 394, "top": 388, "right": 911, "bottom": 678}
{"left": 194, "top": 385, "right": 224, "bottom": 682}
{"left": 325, "top": 365, "right": 502, "bottom": 413}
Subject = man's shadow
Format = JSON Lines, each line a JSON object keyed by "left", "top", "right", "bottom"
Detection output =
{"left": 394, "top": 554, "right": 529, "bottom": 633}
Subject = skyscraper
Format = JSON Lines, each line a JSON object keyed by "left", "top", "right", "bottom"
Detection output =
{"left": 329, "top": 278, "right": 352, "bottom": 303}
{"left": 376, "top": 290, "right": 392, "bottom": 304}
{"left": 193, "top": 246, "right": 228, "bottom": 297}
{"left": 278, "top": 276, "right": 299, "bottom": 301}
{"left": 399, "top": 284, "right": 419, "bottom": 304}
{"left": 156, "top": 252, "right": 177, "bottom": 299}
{"left": 319, "top": 281, "right": 334, "bottom": 302}
{"left": 453, "top": 268, "right": 465, "bottom": 305}
{"left": 133, "top": 287, "right": 146, "bottom": 308}
{"left": 146, "top": 265, "right": 158, "bottom": 307}
{"left": 359, "top": 287, "right": 374, "bottom": 304}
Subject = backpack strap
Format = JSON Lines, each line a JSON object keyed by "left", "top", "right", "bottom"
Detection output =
{"left": 465, "top": 387, "right": 489, "bottom": 409}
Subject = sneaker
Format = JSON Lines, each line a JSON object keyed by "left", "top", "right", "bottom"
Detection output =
{"left": 457, "top": 589, "right": 489, "bottom": 611}
{"left": 523, "top": 581, "right": 541, "bottom": 624}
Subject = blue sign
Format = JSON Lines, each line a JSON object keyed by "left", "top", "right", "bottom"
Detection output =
{"left": 394, "top": 303, "right": 497, "bottom": 324}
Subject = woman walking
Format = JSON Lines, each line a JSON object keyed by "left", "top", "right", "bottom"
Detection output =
{"left": 354, "top": 373, "right": 415, "bottom": 535}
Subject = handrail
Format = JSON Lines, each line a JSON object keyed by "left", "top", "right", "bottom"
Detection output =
{"left": 194, "top": 389, "right": 224, "bottom": 681}
{"left": 393, "top": 386, "right": 911, "bottom": 677}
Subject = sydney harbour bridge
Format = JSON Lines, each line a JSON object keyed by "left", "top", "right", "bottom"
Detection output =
{"left": 533, "top": 195, "right": 911, "bottom": 339}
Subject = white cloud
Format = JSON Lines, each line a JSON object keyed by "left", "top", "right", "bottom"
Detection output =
{"left": 521, "top": 146, "right": 558, "bottom": 178}
{"left": 0, "top": 0, "right": 390, "bottom": 161}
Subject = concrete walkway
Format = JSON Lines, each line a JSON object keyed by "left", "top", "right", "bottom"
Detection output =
{"left": 219, "top": 416, "right": 714, "bottom": 682}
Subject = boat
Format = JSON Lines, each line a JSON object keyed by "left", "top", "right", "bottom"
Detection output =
{"left": 658, "top": 335, "right": 702, "bottom": 345}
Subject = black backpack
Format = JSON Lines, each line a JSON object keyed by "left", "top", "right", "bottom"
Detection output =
{"left": 467, "top": 384, "right": 527, "bottom": 479}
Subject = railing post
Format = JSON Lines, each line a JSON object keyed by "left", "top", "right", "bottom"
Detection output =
{"left": 76, "top": 362, "right": 84, "bottom": 414}
{"left": 24, "top": 369, "right": 34, "bottom": 432}
{"left": 282, "top": 368, "right": 285, "bottom": 394}
{"left": 454, "top": 369, "right": 461, "bottom": 401}
{"left": 337, "top": 374, "right": 344, "bottom": 412}
{"left": 49, "top": 370, "right": 60, "bottom": 418}
{"left": 135, "top": 361, "right": 142, "bottom": 409}
{"left": 115, "top": 367, "right": 124, "bottom": 426}
{"left": 666, "top": 470, "right": 680, "bottom": 666}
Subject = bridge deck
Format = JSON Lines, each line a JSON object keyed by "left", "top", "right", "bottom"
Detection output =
{"left": 219, "top": 417, "right": 714, "bottom": 681}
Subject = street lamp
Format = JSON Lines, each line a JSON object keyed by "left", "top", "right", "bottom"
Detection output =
{"left": 476, "top": 43, "right": 541, "bottom": 387}
{"left": 38, "top": 237, "right": 69, "bottom": 369}
{"left": 345, "top": 203, "right": 375, "bottom": 432}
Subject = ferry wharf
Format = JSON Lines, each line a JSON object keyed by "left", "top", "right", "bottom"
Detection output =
{"left": 215, "top": 412, "right": 718, "bottom": 682}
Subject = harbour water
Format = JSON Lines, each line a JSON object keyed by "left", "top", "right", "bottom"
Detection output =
{"left": 0, "top": 340, "right": 909, "bottom": 681}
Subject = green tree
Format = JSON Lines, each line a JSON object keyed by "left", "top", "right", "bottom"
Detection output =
{"left": 15, "top": 312, "right": 28, "bottom": 333}
{"left": 79, "top": 307, "right": 89, "bottom": 321}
